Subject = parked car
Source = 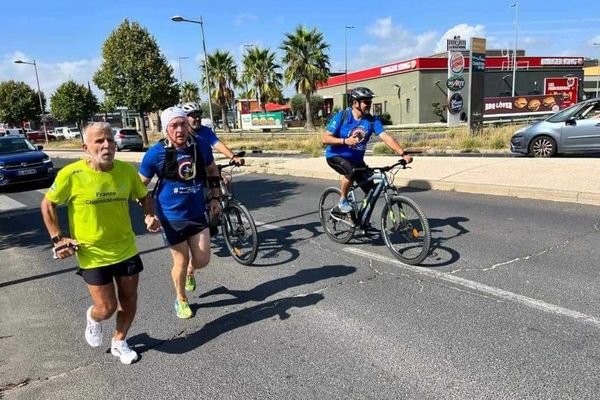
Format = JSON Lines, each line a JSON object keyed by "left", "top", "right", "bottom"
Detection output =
{"left": 0, "top": 136, "right": 55, "bottom": 188}
{"left": 54, "top": 126, "right": 81, "bottom": 140}
{"left": 112, "top": 128, "right": 143, "bottom": 151}
{"left": 0, "top": 128, "right": 26, "bottom": 137}
{"left": 510, "top": 98, "right": 600, "bottom": 157}
{"left": 26, "top": 131, "right": 57, "bottom": 142}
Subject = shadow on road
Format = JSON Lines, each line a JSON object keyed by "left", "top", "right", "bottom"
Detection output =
{"left": 230, "top": 177, "right": 301, "bottom": 211}
{"left": 195, "top": 264, "right": 356, "bottom": 308}
{"left": 129, "top": 293, "right": 324, "bottom": 355}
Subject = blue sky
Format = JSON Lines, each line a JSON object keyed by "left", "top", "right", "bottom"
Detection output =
{"left": 1, "top": 0, "right": 599, "bottom": 100}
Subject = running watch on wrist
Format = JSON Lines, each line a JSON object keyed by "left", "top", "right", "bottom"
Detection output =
{"left": 51, "top": 233, "right": 62, "bottom": 244}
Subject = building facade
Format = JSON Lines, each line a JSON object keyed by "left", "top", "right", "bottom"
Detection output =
{"left": 317, "top": 52, "right": 586, "bottom": 125}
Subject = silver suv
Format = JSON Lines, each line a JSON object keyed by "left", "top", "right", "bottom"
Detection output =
{"left": 112, "top": 128, "right": 143, "bottom": 151}
{"left": 510, "top": 98, "right": 600, "bottom": 157}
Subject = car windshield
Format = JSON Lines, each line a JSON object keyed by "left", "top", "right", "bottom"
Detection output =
{"left": 120, "top": 129, "right": 139, "bottom": 136}
{"left": 546, "top": 102, "right": 598, "bottom": 123}
{"left": 0, "top": 138, "right": 37, "bottom": 155}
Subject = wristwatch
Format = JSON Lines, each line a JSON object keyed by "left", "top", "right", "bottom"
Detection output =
{"left": 51, "top": 233, "right": 62, "bottom": 244}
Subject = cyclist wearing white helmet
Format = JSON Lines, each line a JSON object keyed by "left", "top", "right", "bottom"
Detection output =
{"left": 182, "top": 101, "right": 245, "bottom": 167}
{"left": 322, "top": 87, "right": 412, "bottom": 213}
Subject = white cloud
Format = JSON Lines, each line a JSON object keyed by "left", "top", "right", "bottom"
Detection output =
{"left": 589, "top": 34, "right": 600, "bottom": 46}
{"left": 1, "top": 51, "right": 103, "bottom": 100}
{"left": 367, "top": 17, "right": 394, "bottom": 39}
{"left": 234, "top": 13, "right": 258, "bottom": 27}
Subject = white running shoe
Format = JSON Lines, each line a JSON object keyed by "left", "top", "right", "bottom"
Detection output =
{"left": 84, "top": 306, "right": 103, "bottom": 347}
{"left": 111, "top": 338, "right": 138, "bottom": 365}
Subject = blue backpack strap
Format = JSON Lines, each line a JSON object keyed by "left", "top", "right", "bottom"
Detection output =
{"left": 335, "top": 109, "right": 348, "bottom": 136}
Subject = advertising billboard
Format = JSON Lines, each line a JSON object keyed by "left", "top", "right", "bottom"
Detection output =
{"left": 483, "top": 95, "right": 563, "bottom": 117}
{"left": 544, "top": 77, "right": 579, "bottom": 108}
{"left": 241, "top": 111, "right": 284, "bottom": 130}
{"left": 468, "top": 37, "right": 486, "bottom": 134}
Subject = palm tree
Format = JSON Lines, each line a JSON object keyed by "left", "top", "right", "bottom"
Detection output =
{"left": 280, "top": 25, "right": 330, "bottom": 131}
{"left": 241, "top": 46, "right": 283, "bottom": 111}
{"left": 201, "top": 50, "right": 238, "bottom": 132}
{"left": 181, "top": 81, "right": 200, "bottom": 103}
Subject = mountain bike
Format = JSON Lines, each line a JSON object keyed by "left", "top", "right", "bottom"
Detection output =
{"left": 318, "top": 159, "right": 431, "bottom": 265}
{"left": 208, "top": 151, "right": 259, "bottom": 265}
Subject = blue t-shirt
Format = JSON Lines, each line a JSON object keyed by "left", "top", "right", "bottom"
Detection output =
{"left": 325, "top": 108, "right": 385, "bottom": 162}
{"left": 193, "top": 125, "right": 219, "bottom": 147}
{"left": 139, "top": 135, "right": 214, "bottom": 221}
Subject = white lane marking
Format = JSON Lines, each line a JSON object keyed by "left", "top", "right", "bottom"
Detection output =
{"left": 0, "top": 195, "right": 27, "bottom": 211}
{"left": 36, "top": 188, "right": 49, "bottom": 194}
{"left": 345, "top": 247, "right": 600, "bottom": 329}
{"left": 254, "top": 220, "right": 282, "bottom": 231}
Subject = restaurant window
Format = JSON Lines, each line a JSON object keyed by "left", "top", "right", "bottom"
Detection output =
{"left": 373, "top": 103, "right": 382, "bottom": 116}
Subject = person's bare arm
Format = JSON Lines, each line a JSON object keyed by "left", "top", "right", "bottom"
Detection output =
{"left": 40, "top": 197, "right": 77, "bottom": 259}
{"left": 379, "top": 132, "right": 413, "bottom": 163}
{"left": 138, "top": 194, "right": 161, "bottom": 232}
{"left": 214, "top": 141, "right": 244, "bottom": 165}
{"left": 322, "top": 132, "right": 361, "bottom": 146}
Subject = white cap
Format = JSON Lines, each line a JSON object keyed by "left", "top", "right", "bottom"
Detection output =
{"left": 161, "top": 107, "right": 187, "bottom": 133}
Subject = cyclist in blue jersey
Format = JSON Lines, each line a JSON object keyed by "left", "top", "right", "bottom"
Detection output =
{"left": 181, "top": 102, "right": 245, "bottom": 167}
{"left": 139, "top": 107, "right": 221, "bottom": 319}
{"left": 322, "top": 87, "right": 412, "bottom": 213}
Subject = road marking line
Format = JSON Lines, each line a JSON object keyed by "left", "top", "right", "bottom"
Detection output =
{"left": 345, "top": 247, "right": 600, "bottom": 329}
{"left": 0, "top": 195, "right": 27, "bottom": 211}
{"left": 36, "top": 188, "right": 49, "bottom": 194}
{"left": 254, "top": 220, "right": 282, "bottom": 231}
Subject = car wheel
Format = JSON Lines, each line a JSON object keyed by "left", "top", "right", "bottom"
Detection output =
{"left": 529, "top": 136, "right": 557, "bottom": 158}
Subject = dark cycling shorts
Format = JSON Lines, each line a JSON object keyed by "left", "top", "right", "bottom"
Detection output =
{"left": 77, "top": 254, "right": 143, "bottom": 286}
{"left": 326, "top": 156, "right": 374, "bottom": 194}
{"left": 161, "top": 215, "right": 208, "bottom": 246}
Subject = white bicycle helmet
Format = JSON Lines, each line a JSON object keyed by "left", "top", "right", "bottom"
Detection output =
{"left": 181, "top": 101, "right": 201, "bottom": 115}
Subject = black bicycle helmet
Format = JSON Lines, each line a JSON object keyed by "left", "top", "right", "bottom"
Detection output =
{"left": 349, "top": 87, "right": 375, "bottom": 101}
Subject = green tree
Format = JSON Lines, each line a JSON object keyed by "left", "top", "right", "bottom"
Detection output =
{"left": 0, "top": 80, "right": 39, "bottom": 127}
{"left": 201, "top": 50, "right": 237, "bottom": 132}
{"left": 93, "top": 19, "right": 179, "bottom": 144}
{"left": 181, "top": 81, "right": 200, "bottom": 103}
{"left": 281, "top": 25, "right": 330, "bottom": 131}
{"left": 290, "top": 94, "right": 305, "bottom": 117}
{"left": 50, "top": 80, "right": 99, "bottom": 134}
{"left": 241, "top": 46, "right": 283, "bottom": 111}
{"left": 200, "top": 101, "right": 222, "bottom": 119}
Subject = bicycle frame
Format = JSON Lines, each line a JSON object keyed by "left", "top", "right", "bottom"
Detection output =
{"left": 329, "top": 167, "right": 399, "bottom": 230}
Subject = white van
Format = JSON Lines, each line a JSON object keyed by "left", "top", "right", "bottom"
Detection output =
{"left": 1, "top": 128, "right": 26, "bottom": 137}
{"left": 54, "top": 126, "right": 81, "bottom": 140}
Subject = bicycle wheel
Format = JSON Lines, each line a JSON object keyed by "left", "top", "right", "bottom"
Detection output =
{"left": 318, "top": 187, "right": 355, "bottom": 244}
{"left": 221, "top": 201, "right": 259, "bottom": 265}
{"left": 380, "top": 195, "right": 431, "bottom": 265}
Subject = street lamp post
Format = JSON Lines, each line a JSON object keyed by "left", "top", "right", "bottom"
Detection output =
{"left": 394, "top": 84, "right": 402, "bottom": 125}
{"left": 510, "top": 1, "right": 519, "bottom": 97}
{"left": 344, "top": 26, "right": 354, "bottom": 108}
{"left": 594, "top": 42, "right": 600, "bottom": 98}
{"left": 171, "top": 15, "right": 214, "bottom": 126}
{"left": 14, "top": 59, "right": 48, "bottom": 144}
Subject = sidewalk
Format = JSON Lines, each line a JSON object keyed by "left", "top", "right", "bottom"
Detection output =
{"left": 45, "top": 150, "right": 600, "bottom": 206}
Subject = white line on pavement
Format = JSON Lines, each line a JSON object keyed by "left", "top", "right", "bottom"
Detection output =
{"left": 254, "top": 220, "right": 282, "bottom": 231}
{"left": 0, "top": 195, "right": 27, "bottom": 211}
{"left": 344, "top": 247, "right": 600, "bottom": 329}
{"left": 36, "top": 188, "right": 48, "bottom": 194}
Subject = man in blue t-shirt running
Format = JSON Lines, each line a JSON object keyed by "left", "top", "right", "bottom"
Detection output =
{"left": 139, "top": 107, "right": 221, "bottom": 319}
{"left": 323, "top": 87, "right": 412, "bottom": 213}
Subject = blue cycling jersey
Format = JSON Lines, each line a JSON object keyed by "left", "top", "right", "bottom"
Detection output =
{"left": 325, "top": 108, "right": 385, "bottom": 162}
{"left": 193, "top": 125, "right": 219, "bottom": 147}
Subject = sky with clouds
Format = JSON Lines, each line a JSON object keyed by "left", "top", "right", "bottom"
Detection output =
{"left": 1, "top": 0, "right": 599, "bottom": 101}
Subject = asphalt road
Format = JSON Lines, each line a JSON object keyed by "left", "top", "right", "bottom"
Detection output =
{"left": 1, "top": 161, "right": 599, "bottom": 399}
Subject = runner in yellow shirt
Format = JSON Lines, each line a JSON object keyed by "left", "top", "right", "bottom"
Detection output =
{"left": 41, "top": 122, "right": 160, "bottom": 365}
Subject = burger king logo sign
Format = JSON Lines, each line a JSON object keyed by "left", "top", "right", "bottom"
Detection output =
{"left": 449, "top": 52, "right": 465, "bottom": 75}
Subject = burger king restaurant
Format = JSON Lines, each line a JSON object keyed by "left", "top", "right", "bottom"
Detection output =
{"left": 316, "top": 50, "right": 586, "bottom": 125}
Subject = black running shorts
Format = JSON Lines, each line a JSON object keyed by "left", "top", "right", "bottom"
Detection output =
{"left": 77, "top": 254, "right": 143, "bottom": 286}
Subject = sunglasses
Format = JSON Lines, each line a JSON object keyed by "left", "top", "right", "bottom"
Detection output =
{"left": 188, "top": 112, "right": 202, "bottom": 119}
{"left": 361, "top": 100, "right": 372, "bottom": 106}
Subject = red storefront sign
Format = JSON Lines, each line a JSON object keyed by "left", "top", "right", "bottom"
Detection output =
{"left": 318, "top": 56, "right": 585, "bottom": 89}
{"left": 544, "top": 77, "right": 579, "bottom": 108}
{"left": 483, "top": 95, "right": 563, "bottom": 117}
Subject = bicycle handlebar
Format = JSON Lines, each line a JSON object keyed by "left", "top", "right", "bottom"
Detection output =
{"left": 353, "top": 158, "right": 408, "bottom": 173}
{"left": 217, "top": 151, "right": 246, "bottom": 170}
